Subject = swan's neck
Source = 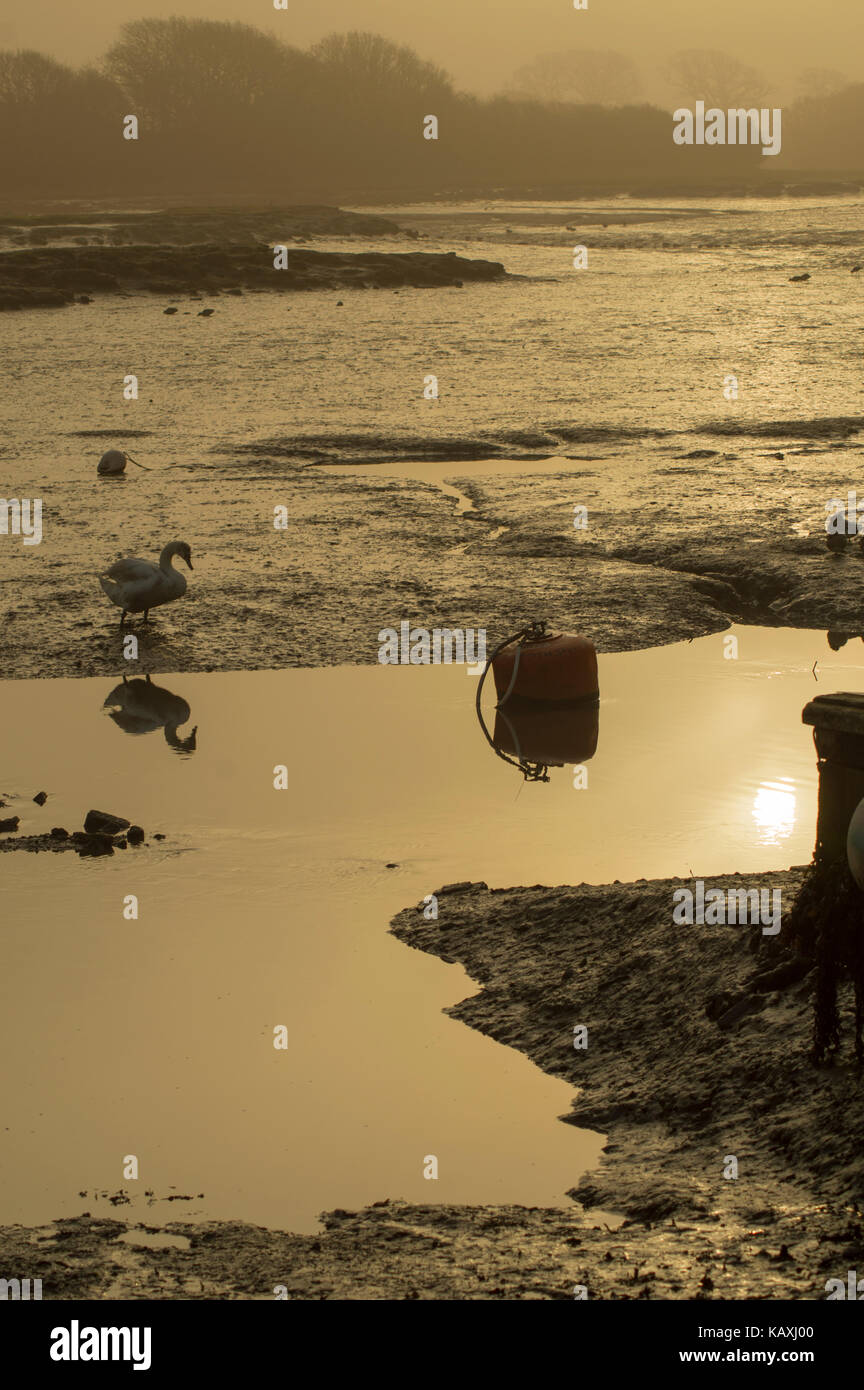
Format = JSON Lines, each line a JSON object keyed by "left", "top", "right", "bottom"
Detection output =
{"left": 159, "top": 545, "right": 179, "bottom": 572}
{"left": 165, "top": 721, "right": 196, "bottom": 752}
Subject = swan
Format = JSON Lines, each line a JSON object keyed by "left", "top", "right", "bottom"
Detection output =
{"left": 100, "top": 540, "right": 193, "bottom": 626}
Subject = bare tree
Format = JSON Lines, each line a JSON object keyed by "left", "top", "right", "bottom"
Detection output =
{"left": 504, "top": 49, "right": 642, "bottom": 107}
{"left": 663, "top": 49, "right": 767, "bottom": 110}
{"left": 103, "top": 18, "right": 311, "bottom": 130}
{"left": 311, "top": 31, "right": 453, "bottom": 105}
{"left": 0, "top": 50, "right": 76, "bottom": 105}
{"left": 795, "top": 67, "right": 851, "bottom": 100}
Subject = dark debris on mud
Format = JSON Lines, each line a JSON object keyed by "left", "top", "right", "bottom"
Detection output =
{"left": 3, "top": 1199, "right": 859, "bottom": 1300}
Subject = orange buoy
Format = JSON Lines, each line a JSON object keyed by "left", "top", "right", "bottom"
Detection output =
{"left": 492, "top": 628, "right": 598, "bottom": 706}
{"left": 475, "top": 621, "right": 599, "bottom": 782}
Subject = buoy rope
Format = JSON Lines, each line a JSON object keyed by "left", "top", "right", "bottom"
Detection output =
{"left": 475, "top": 621, "right": 551, "bottom": 781}
{"left": 497, "top": 642, "right": 522, "bottom": 710}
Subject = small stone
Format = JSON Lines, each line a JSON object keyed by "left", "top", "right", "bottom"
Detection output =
{"left": 153, "top": 833, "right": 165, "bottom": 841}
{"left": 127, "top": 825, "right": 145, "bottom": 845}
{"left": 33, "top": 791, "right": 48, "bottom": 805}
{"left": 50, "top": 827, "right": 69, "bottom": 839}
{"left": 0, "top": 816, "right": 20, "bottom": 832}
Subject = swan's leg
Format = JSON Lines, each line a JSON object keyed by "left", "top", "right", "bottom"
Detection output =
{"left": 142, "top": 610, "right": 150, "bottom": 625}
{"left": 119, "top": 610, "right": 127, "bottom": 628}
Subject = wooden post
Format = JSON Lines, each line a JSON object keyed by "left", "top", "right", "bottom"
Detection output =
{"left": 802, "top": 692, "right": 864, "bottom": 862}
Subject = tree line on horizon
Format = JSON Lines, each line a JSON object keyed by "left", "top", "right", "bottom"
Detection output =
{"left": 0, "top": 19, "right": 861, "bottom": 202}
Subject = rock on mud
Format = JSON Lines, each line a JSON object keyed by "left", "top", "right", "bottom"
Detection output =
{"left": 84, "top": 810, "right": 130, "bottom": 835}
{"left": 73, "top": 831, "right": 115, "bottom": 857}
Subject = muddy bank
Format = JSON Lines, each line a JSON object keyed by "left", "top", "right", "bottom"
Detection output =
{"left": 0, "top": 245, "right": 506, "bottom": 310}
{"left": 392, "top": 874, "right": 863, "bottom": 1217}
{"left": 223, "top": 416, "right": 864, "bottom": 464}
{"left": 4, "top": 868, "right": 862, "bottom": 1299}
{"left": 2, "top": 465, "right": 734, "bottom": 680}
{"left": 2, "top": 1197, "right": 859, "bottom": 1300}
{"left": 8, "top": 424, "right": 864, "bottom": 679}
{"left": 0, "top": 205, "right": 405, "bottom": 249}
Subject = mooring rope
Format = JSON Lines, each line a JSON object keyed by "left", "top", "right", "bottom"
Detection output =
{"left": 474, "top": 621, "right": 550, "bottom": 781}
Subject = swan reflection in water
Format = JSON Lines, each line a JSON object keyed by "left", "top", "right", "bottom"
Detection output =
{"left": 102, "top": 675, "right": 197, "bottom": 754}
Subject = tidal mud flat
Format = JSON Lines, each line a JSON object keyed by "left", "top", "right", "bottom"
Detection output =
{"left": 4, "top": 199, "right": 864, "bottom": 1305}
{"left": 0, "top": 245, "right": 505, "bottom": 311}
{"left": 0, "top": 204, "right": 450, "bottom": 309}
{"left": 4, "top": 869, "right": 861, "bottom": 1299}
{"left": 0, "top": 203, "right": 504, "bottom": 310}
{"left": 6, "top": 418, "right": 864, "bottom": 681}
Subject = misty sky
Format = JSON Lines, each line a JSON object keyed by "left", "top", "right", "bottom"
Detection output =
{"left": 1, "top": 0, "right": 861, "bottom": 102}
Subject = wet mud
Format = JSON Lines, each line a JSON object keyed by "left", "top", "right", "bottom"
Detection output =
{"left": 7, "top": 428, "right": 864, "bottom": 681}
{"left": 6, "top": 870, "right": 862, "bottom": 1299}
{"left": 0, "top": 244, "right": 506, "bottom": 310}
{"left": 0, "top": 205, "right": 406, "bottom": 248}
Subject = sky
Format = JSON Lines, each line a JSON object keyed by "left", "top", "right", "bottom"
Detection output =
{"left": 1, "top": 0, "right": 861, "bottom": 103}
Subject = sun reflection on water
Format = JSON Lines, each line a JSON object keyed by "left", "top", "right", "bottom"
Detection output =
{"left": 752, "top": 779, "right": 797, "bottom": 846}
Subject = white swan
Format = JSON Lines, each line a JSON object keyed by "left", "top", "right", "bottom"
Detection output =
{"left": 100, "top": 540, "right": 193, "bottom": 626}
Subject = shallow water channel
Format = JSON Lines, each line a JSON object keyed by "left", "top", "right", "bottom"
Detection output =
{"left": 1, "top": 624, "right": 862, "bottom": 1232}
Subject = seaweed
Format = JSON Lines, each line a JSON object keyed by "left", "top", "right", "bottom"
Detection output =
{"left": 786, "top": 855, "right": 864, "bottom": 1065}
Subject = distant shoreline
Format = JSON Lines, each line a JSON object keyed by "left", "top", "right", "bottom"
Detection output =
{"left": 1, "top": 173, "right": 863, "bottom": 221}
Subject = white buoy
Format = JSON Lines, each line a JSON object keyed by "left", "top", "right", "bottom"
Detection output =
{"left": 97, "top": 449, "right": 151, "bottom": 476}
{"left": 846, "top": 795, "right": 864, "bottom": 889}
{"left": 98, "top": 448, "right": 127, "bottom": 475}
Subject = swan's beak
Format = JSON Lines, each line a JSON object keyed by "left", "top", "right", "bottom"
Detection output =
{"left": 186, "top": 558, "right": 194, "bottom": 570}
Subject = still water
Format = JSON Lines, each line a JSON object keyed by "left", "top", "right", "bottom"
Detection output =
{"left": 1, "top": 623, "right": 862, "bottom": 1231}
